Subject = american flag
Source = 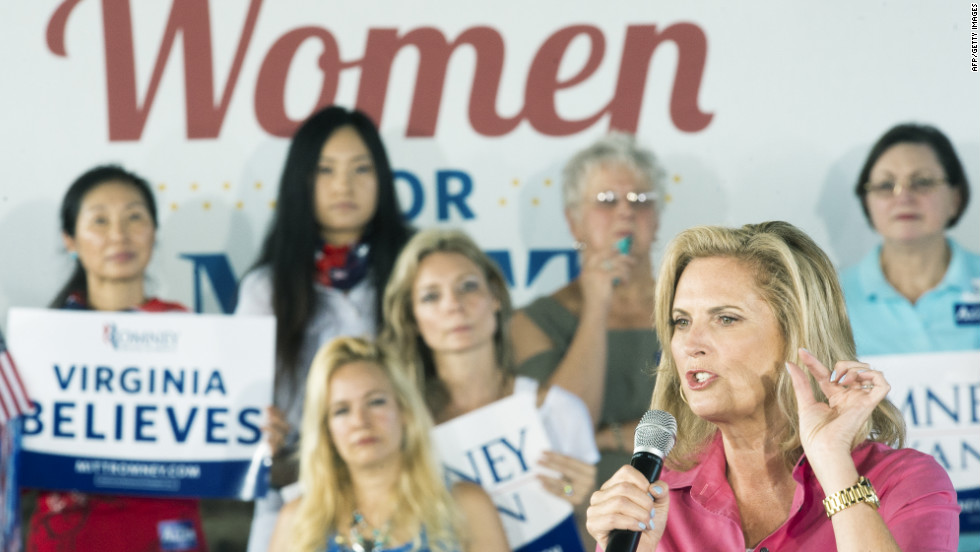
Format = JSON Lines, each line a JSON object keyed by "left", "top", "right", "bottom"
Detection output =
{"left": 0, "top": 329, "right": 32, "bottom": 425}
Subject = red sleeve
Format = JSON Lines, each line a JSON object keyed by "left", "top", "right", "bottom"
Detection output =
{"left": 139, "top": 298, "right": 189, "bottom": 312}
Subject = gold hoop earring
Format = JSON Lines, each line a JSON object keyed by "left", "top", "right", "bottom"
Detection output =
{"left": 678, "top": 386, "right": 689, "bottom": 405}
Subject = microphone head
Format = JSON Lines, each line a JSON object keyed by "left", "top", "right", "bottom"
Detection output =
{"left": 634, "top": 409, "right": 677, "bottom": 458}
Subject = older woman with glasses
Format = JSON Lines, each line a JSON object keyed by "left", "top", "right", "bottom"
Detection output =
{"left": 840, "top": 123, "right": 979, "bottom": 357}
{"left": 510, "top": 133, "right": 664, "bottom": 487}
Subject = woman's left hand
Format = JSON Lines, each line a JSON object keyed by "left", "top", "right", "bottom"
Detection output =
{"left": 537, "top": 451, "right": 597, "bottom": 506}
{"left": 785, "top": 348, "right": 890, "bottom": 461}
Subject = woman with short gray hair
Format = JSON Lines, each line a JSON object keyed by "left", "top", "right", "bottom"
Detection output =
{"left": 511, "top": 132, "right": 665, "bottom": 487}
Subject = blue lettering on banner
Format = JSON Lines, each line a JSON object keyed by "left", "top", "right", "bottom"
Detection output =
{"left": 158, "top": 519, "right": 198, "bottom": 551}
{"left": 898, "top": 384, "right": 980, "bottom": 426}
{"left": 443, "top": 428, "right": 532, "bottom": 485}
{"left": 181, "top": 247, "right": 578, "bottom": 313}
{"left": 903, "top": 439, "right": 980, "bottom": 471}
{"left": 53, "top": 402, "right": 74, "bottom": 438}
{"left": 481, "top": 428, "right": 529, "bottom": 484}
{"left": 136, "top": 405, "right": 157, "bottom": 441}
{"left": 960, "top": 487, "right": 980, "bottom": 533}
{"left": 206, "top": 408, "right": 229, "bottom": 444}
{"left": 954, "top": 303, "right": 980, "bottom": 325}
{"left": 178, "top": 253, "right": 239, "bottom": 314}
{"left": 19, "top": 450, "right": 266, "bottom": 499}
{"left": 168, "top": 408, "right": 197, "bottom": 443}
{"left": 237, "top": 408, "right": 262, "bottom": 444}
{"left": 393, "top": 169, "right": 476, "bottom": 222}
{"left": 21, "top": 402, "right": 260, "bottom": 445}
{"left": 394, "top": 170, "right": 425, "bottom": 220}
{"left": 527, "top": 250, "right": 579, "bottom": 285}
{"left": 52, "top": 365, "right": 227, "bottom": 396}
{"left": 85, "top": 403, "right": 105, "bottom": 440}
{"left": 496, "top": 492, "right": 528, "bottom": 522}
{"left": 436, "top": 170, "right": 475, "bottom": 220}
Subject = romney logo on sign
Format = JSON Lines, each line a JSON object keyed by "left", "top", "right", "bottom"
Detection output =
{"left": 102, "top": 323, "right": 179, "bottom": 352}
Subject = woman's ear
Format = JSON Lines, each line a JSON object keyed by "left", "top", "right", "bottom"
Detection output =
{"left": 950, "top": 187, "right": 964, "bottom": 224}
{"left": 62, "top": 233, "right": 77, "bottom": 256}
{"left": 564, "top": 207, "right": 582, "bottom": 243}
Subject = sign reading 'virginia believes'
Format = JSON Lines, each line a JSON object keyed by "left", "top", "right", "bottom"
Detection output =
{"left": 7, "top": 308, "right": 275, "bottom": 499}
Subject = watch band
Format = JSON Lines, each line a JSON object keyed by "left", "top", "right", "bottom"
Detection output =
{"left": 823, "top": 475, "right": 880, "bottom": 518}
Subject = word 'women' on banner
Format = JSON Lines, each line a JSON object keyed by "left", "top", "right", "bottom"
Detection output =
{"left": 6, "top": 308, "right": 275, "bottom": 500}
{"left": 432, "top": 392, "right": 583, "bottom": 552}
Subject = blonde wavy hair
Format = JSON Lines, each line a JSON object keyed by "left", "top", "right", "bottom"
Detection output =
{"left": 381, "top": 228, "right": 513, "bottom": 407}
{"left": 291, "top": 337, "right": 462, "bottom": 552}
{"left": 650, "top": 221, "right": 905, "bottom": 471}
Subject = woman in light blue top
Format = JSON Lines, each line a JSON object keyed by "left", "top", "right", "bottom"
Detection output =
{"left": 839, "top": 123, "right": 978, "bottom": 551}
{"left": 840, "top": 123, "right": 979, "bottom": 356}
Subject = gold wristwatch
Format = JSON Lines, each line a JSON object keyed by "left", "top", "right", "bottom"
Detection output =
{"left": 823, "top": 476, "right": 880, "bottom": 518}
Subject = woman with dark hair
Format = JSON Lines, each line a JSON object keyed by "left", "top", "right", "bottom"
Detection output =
{"left": 840, "top": 123, "right": 979, "bottom": 356}
{"left": 237, "top": 105, "right": 412, "bottom": 551}
{"left": 27, "top": 164, "right": 207, "bottom": 551}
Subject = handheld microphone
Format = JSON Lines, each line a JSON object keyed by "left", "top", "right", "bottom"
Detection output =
{"left": 605, "top": 410, "right": 677, "bottom": 552}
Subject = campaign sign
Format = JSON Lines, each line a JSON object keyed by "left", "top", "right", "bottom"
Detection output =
{"left": 6, "top": 308, "right": 275, "bottom": 499}
{"left": 431, "top": 392, "right": 583, "bottom": 552}
{"left": 874, "top": 351, "right": 980, "bottom": 534}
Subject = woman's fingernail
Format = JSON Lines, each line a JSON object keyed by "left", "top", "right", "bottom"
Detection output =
{"left": 801, "top": 347, "right": 811, "bottom": 354}
{"left": 652, "top": 485, "right": 664, "bottom": 495}
{"left": 648, "top": 520, "right": 655, "bottom": 531}
{"left": 637, "top": 521, "right": 647, "bottom": 530}
{"left": 647, "top": 492, "right": 654, "bottom": 500}
{"left": 650, "top": 508, "right": 656, "bottom": 518}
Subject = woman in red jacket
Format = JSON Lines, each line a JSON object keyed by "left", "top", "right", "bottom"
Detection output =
{"left": 27, "top": 165, "right": 207, "bottom": 552}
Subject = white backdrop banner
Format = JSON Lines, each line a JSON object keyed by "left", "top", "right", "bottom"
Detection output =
{"left": 0, "top": 1, "right": 977, "bottom": 319}
{"left": 6, "top": 308, "right": 275, "bottom": 499}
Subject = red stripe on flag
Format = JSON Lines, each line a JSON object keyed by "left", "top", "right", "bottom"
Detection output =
{"left": 0, "top": 350, "right": 33, "bottom": 425}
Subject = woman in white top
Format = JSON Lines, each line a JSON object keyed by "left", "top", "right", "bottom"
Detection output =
{"left": 237, "top": 106, "right": 412, "bottom": 551}
{"left": 381, "top": 228, "right": 599, "bottom": 549}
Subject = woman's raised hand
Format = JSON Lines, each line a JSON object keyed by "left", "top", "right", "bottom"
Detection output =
{"left": 786, "top": 348, "right": 890, "bottom": 462}
{"left": 578, "top": 244, "right": 634, "bottom": 312}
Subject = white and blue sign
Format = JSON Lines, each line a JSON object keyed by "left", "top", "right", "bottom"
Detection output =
{"left": 6, "top": 308, "right": 275, "bottom": 500}
{"left": 875, "top": 351, "right": 980, "bottom": 539}
{"left": 431, "top": 392, "right": 583, "bottom": 552}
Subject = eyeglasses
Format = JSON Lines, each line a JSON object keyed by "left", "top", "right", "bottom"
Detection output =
{"left": 864, "top": 177, "right": 948, "bottom": 198}
{"left": 593, "top": 190, "right": 658, "bottom": 209}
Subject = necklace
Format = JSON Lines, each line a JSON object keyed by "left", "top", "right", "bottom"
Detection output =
{"left": 334, "top": 510, "right": 392, "bottom": 552}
